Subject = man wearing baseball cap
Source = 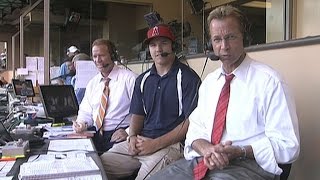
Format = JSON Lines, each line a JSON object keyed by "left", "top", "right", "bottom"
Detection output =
{"left": 101, "top": 24, "right": 201, "bottom": 179}
{"left": 59, "top": 45, "right": 80, "bottom": 85}
{"left": 67, "top": 45, "right": 80, "bottom": 57}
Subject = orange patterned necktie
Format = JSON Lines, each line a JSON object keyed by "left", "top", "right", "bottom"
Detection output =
{"left": 95, "top": 78, "right": 110, "bottom": 135}
{"left": 193, "top": 74, "right": 234, "bottom": 180}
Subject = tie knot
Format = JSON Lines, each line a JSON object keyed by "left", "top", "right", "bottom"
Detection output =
{"left": 104, "top": 78, "right": 111, "bottom": 86}
{"left": 225, "top": 74, "right": 234, "bottom": 83}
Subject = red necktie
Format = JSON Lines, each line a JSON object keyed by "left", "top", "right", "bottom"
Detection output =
{"left": 193, "top": 74, "right": 234, "bottom": 180}
{"left": 95, "top": 78, "right": 110, "bottom": 135}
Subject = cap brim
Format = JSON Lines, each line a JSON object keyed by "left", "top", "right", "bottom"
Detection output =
{"left": 143, "top": 35, "right": 173, "bottom": 45}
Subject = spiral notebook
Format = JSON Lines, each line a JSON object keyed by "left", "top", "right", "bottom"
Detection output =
{"left": 18, "top": 157, "right": 100, "bottom": 180}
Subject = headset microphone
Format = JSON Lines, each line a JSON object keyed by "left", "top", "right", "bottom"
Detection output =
{"left": 160, "top": 52, "right": 171, "bottom": 57}
{"left": 207, "top": 52, "right": 220, "bottom": 61}
{"left": 200, "top": 51, "right": 220, "bottom": 79}
{"left": 102, "top": 63, "right": 110, "bottom": 68}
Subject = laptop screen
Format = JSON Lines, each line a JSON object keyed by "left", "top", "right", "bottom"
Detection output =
{"left": 12, "top": 79, "right": 35, "bottom": 97}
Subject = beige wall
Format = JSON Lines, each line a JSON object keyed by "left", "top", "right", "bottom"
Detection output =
{"left": 128, "top": 44, "right": 320, "bottom": 180}
{"left": 249, "top": 45, "right": 320, "bottom": 180}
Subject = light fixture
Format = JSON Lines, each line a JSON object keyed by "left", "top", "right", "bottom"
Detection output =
{"left": 242, "top": 1, "right": 272, "bottom": 9}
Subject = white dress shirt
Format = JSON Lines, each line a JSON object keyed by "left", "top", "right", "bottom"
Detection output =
{"left": 77, "top": 65, "right": 137, "bottom": 131}
{"left": 184, "top": 55, "right": 300, "bottom": 175}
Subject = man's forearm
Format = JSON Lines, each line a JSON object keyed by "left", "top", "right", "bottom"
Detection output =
{"left": 155, "top": 119, "right": 189, "bottom": 150}
{"left": 129, "top": 114, "right": 144, "bottom": 136}
{"left": 191, "top": 139, "right": 214, "bottom": 156}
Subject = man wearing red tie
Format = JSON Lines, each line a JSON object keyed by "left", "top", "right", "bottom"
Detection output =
{"left": 150, "top": 5, "right": 300, "bottom": 180}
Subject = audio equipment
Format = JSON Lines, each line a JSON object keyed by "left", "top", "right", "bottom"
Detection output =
{"left": 160, "top": 52, "right": 170, "bottom": 57}
{"left": 172, "top": 41, "right": 178, "bottom": 52}
{"left": 2, "top": 139, "right": 29, "bottom": 157}
{"left": 207, "top": 52, "right": 219, "bottom": 61}
{"left": 235, "top": 8, "right": 252, "bottom": 47}
{"left": 102, "top": 63, "right": 111, "bottom": 68}
{"left": 200, "top": 52, "right": 219, "bottom": 79}
{"left": 107, "top": 41, "right": 120, "bottom": 62}
{"left": 156, "top": 52, "right": 174, "bottom": 57}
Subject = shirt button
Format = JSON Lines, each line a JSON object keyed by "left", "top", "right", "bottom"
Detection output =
{"left": 158, "top": 86, "right": 160, "bottom": 89}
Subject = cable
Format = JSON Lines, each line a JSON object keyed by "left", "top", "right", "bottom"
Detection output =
{"left": 94, "top": 114, "right": 130, "bottom": 155}
{"left": 200, "top": 56, "right": 209, "bottom": 79}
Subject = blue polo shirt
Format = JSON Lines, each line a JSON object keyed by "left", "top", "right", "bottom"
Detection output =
{"left": 130, "top": 58, "right": 201, "bottom": 139}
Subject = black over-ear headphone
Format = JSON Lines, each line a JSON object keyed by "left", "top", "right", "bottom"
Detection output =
{"left": 171, "top": 41, "right": 178, "bottom": 52}
{"left": 166, "top": 24, "right": 178, "bottom": 52}
{"left": 107, "top": 40, "right": 120, "bottom": 62}
{"left": 237, "top": 8, "right": 251, "bottom": 47}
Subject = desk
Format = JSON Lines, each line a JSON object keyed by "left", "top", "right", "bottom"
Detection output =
{"left": 6, "top": 139, "right": 108, "bottom": 180}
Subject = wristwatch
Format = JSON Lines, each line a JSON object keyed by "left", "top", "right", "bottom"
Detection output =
{"left": 238, "top": 145, "right": 247, "bottom": 160}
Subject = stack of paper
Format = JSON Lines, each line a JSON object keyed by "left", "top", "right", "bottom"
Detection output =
{"left": 19, "top": 157, "right": 100, "bottom": 179}
{"left": 42, "top": 125, "right": 95, "bottom": 139}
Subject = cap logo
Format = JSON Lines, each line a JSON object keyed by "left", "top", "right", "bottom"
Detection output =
{"left": 151, "top": 26, "right": 159, "bottom": 37}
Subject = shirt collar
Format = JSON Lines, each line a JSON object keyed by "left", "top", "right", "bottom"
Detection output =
{"left": 98, "top": 65, "right": 120, "bottom": 82}
{"left": 213, "top": 54, "right": 252, "bottom": 82}
{"left": 149, "top": 57, "right": 179, "bottom": 76}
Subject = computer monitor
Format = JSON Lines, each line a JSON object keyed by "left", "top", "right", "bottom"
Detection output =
{"left": 39, "top": 85, "right": 79, "bottom": 124}
{"left": 12, "top": 79, "right": 35, "bottom": 97}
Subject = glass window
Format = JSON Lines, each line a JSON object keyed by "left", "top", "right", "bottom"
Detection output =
{"left": 48, "top": 0, "right": 152, "bottom": 65}
{"left": 182, "top": 0, "right": 288, "bottom": 56}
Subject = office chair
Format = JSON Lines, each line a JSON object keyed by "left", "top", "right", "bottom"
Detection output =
{"left": 279, "top": 163, "right": 292, "bottom": 180}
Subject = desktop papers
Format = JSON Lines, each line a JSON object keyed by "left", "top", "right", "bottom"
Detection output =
{"left": 19, "top": 156, "right": 100, "bottom": 180}
{"left": 48, "top": 139, "right": 95, "bottom": 152}
{"left": 0, "top": 161, "right": 15, "bottom": 178}
{"left": 19, "top": 139, "right": 100, "bottom": 179}
{"left": 43, "top": 126, "right": 95, "bottom": 139}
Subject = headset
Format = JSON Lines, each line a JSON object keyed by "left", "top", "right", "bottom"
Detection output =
{"left": 205, "top": 6, "right": 252, "bottom": 49}
{"left": 237, "top": 8, "right": 252, "bottom": 47}
{"left": 145, "top": 41, "right": 176, "bottom": 60}
{"left": 166, "top": 24, "right": 178, "bottom": 52}
{"left": 107, "top": 40, "right": 120, "bottom": 62}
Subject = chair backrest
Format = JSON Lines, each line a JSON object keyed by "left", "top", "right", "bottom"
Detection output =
{"left": 279, "top": 163, "right": 292, "bottom": 180}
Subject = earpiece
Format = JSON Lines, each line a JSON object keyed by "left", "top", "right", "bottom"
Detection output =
{"left": 108, "top": 41, "right": 120, "bottom": 62}
{"left": 172, "top": 41, "right": 179, "bottom": 52}
{"left": 237, "top": 9, "right": 251, "bottom": 47}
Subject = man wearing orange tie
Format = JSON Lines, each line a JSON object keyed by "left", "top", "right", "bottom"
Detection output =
{"left": 73, "top": 39, "right": 137, "bottom": 153}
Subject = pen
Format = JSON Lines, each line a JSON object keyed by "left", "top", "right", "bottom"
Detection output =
{"left": 52, "top": 123, "right": 65, "bottom": 127}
